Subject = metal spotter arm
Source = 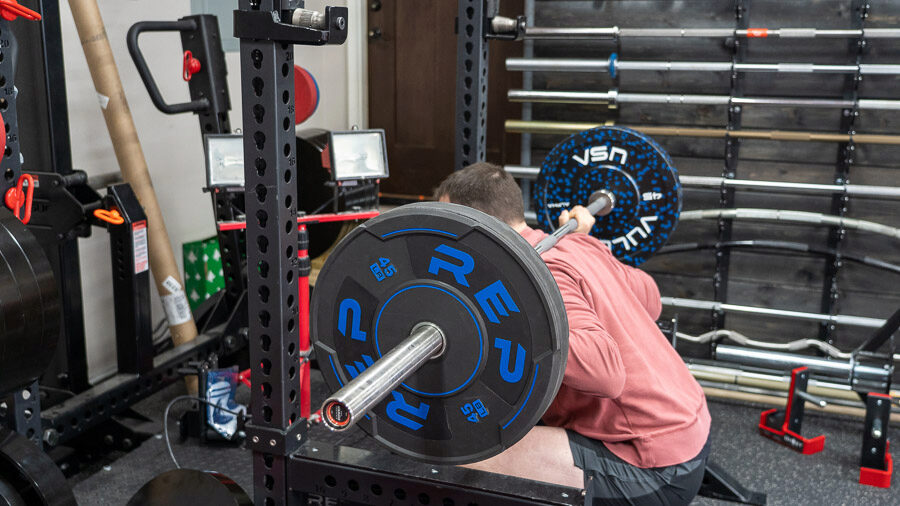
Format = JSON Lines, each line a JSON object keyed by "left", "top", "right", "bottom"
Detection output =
{"left": 794, "top": 389, "right": 829, "bottom": 408}
{"left": 322, "top": 323, "right": 445, "bottom": 431}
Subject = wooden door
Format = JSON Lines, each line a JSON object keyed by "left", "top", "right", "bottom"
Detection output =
{"left": 368, "top": 0, "right": 522, "bottom": 198}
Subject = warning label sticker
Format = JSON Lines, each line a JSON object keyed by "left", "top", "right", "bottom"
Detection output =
{"left": 133, "top": 221, "right": 149, "bottom": 274}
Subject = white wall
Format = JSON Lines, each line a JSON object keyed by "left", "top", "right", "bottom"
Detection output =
{"left": 294, "top": 0, "right": 368, "bottom": 131}
{"left": 58, "top": 0, "right": 366, "bottom": 381}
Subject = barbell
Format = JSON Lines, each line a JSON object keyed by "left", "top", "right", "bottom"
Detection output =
{"left": 311, "top": 126, "right": 681, "bottom": 464}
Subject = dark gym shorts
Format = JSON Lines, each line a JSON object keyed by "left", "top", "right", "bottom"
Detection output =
{"left": 566, "top": 430, "right": 710, "bottom": 506}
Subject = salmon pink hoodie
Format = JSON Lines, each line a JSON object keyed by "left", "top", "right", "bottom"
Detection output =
{"left": 521, "top": 226, "right": 711, "bottom": 468}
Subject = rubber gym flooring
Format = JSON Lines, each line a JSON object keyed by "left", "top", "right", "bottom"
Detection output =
{"left": 70, "top": 369, "right": 897, "bottom": 505}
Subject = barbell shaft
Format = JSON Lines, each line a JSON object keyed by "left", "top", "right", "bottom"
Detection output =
{"left": 509, "top": 89, "right": 900, "bottom": 110}
{"left": 506, "top": 21, "right": 900, "bottom": 40}
{"left": 507, "top": 57, "right": 900, "bottom": 76}
{"left": 679, "top": 209, "right": 900, "bottom": 240}
{"left": 504, "top": 119, "right": 900, "bottom": 145}
{"left": 663, "top": 296, "right": 886, "bottom": 329}
{"left": 678, "top": 176, "right": 900, "bottom": 199}
{"left": 534, "top": 190, "right": 614, "bottom": 254}
{"left": 322, "top": 322, "right": 445, "bottom": 431}
{"left": 714, "top": 345, "right": 890, "bottom": 384}
{"left": 522, "top": 26, "right": 619, "bottom": 39}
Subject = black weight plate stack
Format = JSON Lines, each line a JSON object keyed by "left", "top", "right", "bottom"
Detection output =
{"left": 533, "top": 126, "right": 682, "bottom": 266}
{"left": 0, "top": 428, "right": 75, "bottom": 506}
{"left": 0, "top": 208, "right": 60, "bottom": 396}
{"left": 313, "top": 202, "right": 568, "bottom": 464}
{"left": 127, "top": 469, "right": 251, "bottom": 506}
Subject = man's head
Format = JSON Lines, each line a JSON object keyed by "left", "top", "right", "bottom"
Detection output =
{"left": 434, "top": 162, "right": 526, "bottom": 230}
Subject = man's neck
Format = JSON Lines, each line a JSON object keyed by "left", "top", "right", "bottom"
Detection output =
{"left": 512, "top": 221, "right": 528, "bottom": 233}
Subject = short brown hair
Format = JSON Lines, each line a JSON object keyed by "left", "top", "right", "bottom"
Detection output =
{"left": 433, "top": 162, "right": 525, "bottom": 226}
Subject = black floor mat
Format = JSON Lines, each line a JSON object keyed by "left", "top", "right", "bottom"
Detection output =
{"left": 70, "top": 370, "right": 897, "bottom": 505}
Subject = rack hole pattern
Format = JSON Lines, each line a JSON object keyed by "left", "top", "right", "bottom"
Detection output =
{"left": 239, "top": 1, "right": 301, "bottom": 503}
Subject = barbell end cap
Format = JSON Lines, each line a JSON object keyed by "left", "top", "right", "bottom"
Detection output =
{"left": 588, "top": 189, "right": 616, "bottom": 217}
{"left": 490, "top": 15, "right": 518, "bottom": 34}
{"left": 292, "top": 8, "right": 327, "bottom": 30}
{"left": 322, "top": 399, "right": 354, "bottom": 432}
{"left": 318, "top": 322, "right": 446, "bottom": 433}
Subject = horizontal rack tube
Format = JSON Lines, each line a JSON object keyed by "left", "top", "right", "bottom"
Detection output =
{"left": 661, "top": 296, "right": 886, "bottom": 329}
{"left": 503, "top": 166, "right": 900, "bottom": 200}
{"left": 503, "top": 119, "right": 900, "bottom": 145}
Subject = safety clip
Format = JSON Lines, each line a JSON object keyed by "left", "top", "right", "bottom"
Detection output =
{"left": 4, "top": 173, "right": 34, "bottom": 224}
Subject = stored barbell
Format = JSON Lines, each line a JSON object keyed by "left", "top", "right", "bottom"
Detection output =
{"left": 489, "top": 17, "right": 900, "bottom": 40}
{"left": 508, "top": 88, "right": 900, "bottom": 111}
{"left": 0, "top": 428, "right": 76, "bottom": 506}
{"left": 505, "top": 119, "right": 900, "bottom": 146}
{"left": 312, "top": 127, "right": 681, "bottom": 464}
{"left": 507, "top": 56, "right": 900, "bottom": 77}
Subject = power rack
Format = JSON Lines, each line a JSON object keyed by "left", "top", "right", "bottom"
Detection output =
{"left": 0, "top": 0, "right": 245, "bottom": 476}
{"left": 233, "top": 2, "right": 583, "bottom": 504}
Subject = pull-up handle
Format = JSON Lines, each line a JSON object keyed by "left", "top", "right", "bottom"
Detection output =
{"left": 127, "top": 19, "right": 210, "bottom": 114}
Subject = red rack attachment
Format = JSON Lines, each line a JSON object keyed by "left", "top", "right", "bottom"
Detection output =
{"left": 4, "top": 173, "right": 35, "bottom": 224}
{"left": 0, "top": 0, "right": 41, "bottom": 21}
{"left": 758, "top": 367, "right": 826, "bottom": 455}
{"left": 859, "top": 393, "right": 893, "bottom": 488}
{"left": 183, "top": 50, "right": 201, "bottom": 81}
